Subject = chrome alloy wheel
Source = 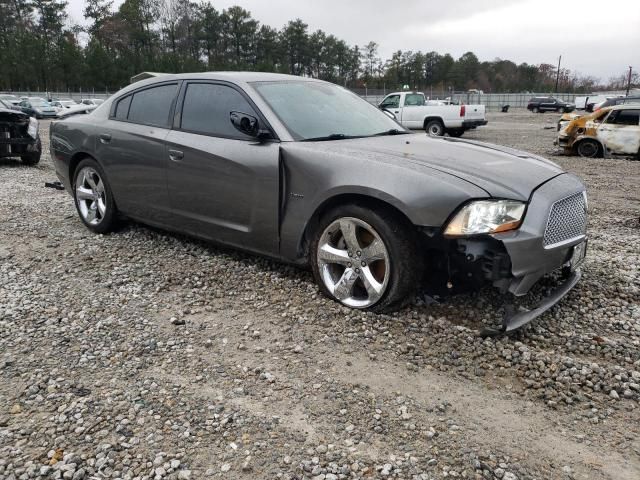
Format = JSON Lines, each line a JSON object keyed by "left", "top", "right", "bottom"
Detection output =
{"left": 75, "top": 166, "right": 107, "bottom": 225}
{"left": 317, "top": 217, "right": 390, "bottom": 308}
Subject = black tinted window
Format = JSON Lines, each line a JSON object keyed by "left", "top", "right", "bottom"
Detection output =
{"left": 611, "top": 110, "right": 640, "bottom": 126}
{"left": 128, "top": 84, "right": 177, "bottom": 127}
{"left": 114, "top": 95, "right": 131, "bottom": 120}
{"left": 181, "top": 83, "right": 257, "bottom": 138}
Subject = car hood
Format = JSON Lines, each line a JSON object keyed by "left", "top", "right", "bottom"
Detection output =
{"left": 287, "top": 134, "right": 564, "bottom": 200}
{"left": 0, "top": 107, "right": 29, "bottom": 121}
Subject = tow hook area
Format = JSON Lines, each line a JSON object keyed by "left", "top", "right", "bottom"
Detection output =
{"left": 44, "top": 181, "right": 65, "bottom": 191}
{"left": 480, "top": 270, "right": 582, "bottom": 337}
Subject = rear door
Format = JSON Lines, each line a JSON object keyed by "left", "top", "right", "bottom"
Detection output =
{"left": 540, "top": 97, "right": 555, "bottom": 111}
{"left": 95, "top": 82, "right": 178, "bottom": 221}
{"left": 164, "top": 81, "right": 280, "bottom": 255}
{"left": 597, "top": 109, "right": 640, "bottom": 155}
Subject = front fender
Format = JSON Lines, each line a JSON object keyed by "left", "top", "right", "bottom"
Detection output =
{"left": 277, "top": 143, "right": 488, "bottom": 262}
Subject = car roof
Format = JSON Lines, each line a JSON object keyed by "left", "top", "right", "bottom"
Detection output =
{"left": 609, "top": 104, "right": 640, "bottom": 110}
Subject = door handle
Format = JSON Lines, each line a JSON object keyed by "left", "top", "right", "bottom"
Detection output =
{"left": 168, "top": 149, "right": 184, "bottom": 161}
{"left": 394, "top": 110, "right": 400, "bottom": 114}
{"left": 99, "top": 133, "right": 111, "bottom": 144}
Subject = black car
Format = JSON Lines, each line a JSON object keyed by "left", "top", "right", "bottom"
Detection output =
{"left": 527, "top": 97, "right": 575, "bottom": 113}
{"left": 0, "top": 99, "right": 42, "bottom": 165}
{"left": 594, "top": 95, "right": 640, "bottom": 112}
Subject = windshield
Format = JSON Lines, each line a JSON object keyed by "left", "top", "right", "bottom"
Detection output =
{"left": 30, "top": 99, "right": 49, "bottom": 107}
{"left": 251, "top": 81, "right": 402, "bottom": 140}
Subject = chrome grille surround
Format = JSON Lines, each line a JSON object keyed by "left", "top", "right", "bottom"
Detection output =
{"left": 543, "top": 191, "right": 587, "bottom": 248}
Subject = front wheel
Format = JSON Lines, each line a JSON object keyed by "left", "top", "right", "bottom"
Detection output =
{"left": 425, "top": 120, "right": 444, "bottom": 137}
{"left": 311, "top": 204, "right": 420, "bottom": 312}
{"left": 73, "top": 158, "right": 118, "bottom": 233}
{"left": 576, "top": 139, "right": 601, "bottom": 158}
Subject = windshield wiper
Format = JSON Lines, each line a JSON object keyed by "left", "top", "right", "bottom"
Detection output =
{"left": 301, "top": 133, "right": 362, "bottom": 142}
{"left": 372, "top": 129, "right": 410, "bottom": 136}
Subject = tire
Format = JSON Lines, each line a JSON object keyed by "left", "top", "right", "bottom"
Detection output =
{"left": 532, "top": 107, "right": 539, "bottom": 113}
{"left": 21, "top": 138, "right": 41, "bottom": 165}
{"left": 576, "top": 139, "right": 601, "bottom": 158}
{"left": 72, "top": 158, "right": 118, "bottom": 233}
{"left": 425, "top": 119, "right": 444, "bottom": 137}
{"left": 448, "top": 129, "right": 464, "bottom": 138}
{"left": 310, "top": 203, "right": 420, "bottom": 313}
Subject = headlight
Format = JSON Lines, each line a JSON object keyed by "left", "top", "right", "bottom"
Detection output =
{"left": 444, "top": 200, "right": 526, "bottom": 236}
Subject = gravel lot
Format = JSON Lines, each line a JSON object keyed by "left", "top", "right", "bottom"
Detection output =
{"left": 1, "top": 111, "right": 639, "bottom": 480}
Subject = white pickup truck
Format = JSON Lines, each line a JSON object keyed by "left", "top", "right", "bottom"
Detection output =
{"left": 378, "top": 91, "right": 487, "bottom": 137}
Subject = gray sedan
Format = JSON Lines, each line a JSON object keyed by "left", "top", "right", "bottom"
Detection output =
{"left": 50, "top": 73, "right": 587, "bottom": 332}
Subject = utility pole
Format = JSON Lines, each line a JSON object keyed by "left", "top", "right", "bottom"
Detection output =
{"left": 626, "top": 66, "right": 633, "bottom": 97}
{"left": 555, "top": 55, "right": 562, "bottom": 93}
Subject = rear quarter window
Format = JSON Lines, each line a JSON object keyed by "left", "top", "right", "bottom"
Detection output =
{"left": 114, "top": 95, "right": 132, "bottom": 120}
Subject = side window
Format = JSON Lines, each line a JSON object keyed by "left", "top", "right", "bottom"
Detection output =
{"left": 380, "top": 95, "right": 400, "bottom": 109}
{"left": 610, "top": 110, "right": 640, "bottom": 126}
{"left": 404, "top": 94, "right": 425, "bottom": 106}
{"left": 128, "top": 84, "right": 178, "bottom": 127}
{"left": 180, "top": 83, "right": 258, "bottom": 138}
{"left": 114, "top": 95, "right": 132, "bottom": 120}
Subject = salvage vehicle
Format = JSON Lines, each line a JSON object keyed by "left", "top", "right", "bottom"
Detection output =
{"left": 557, "top": 105, "right": 640, "bottom": 158}
{"left": 50, "top": 73, "right": 588, "bottom": 332}
{"left": 0, "top": 101, "right": 41, "bottom": 164}
{"left": 19, "top": 98, "right": 57, "bottom": 118}
{"left": 594, "top": 95, "right": 640, "bottom": 112}
{"left": 51, "top": 99, "right": 77, "bottom": 109}
{"left": 378, "top": 91, "right": 487, "bottom": 137}
{"left": 527, "top": 97, "right": 575, "bottom": 113}
{"left": 80, "top": 98, "right": 105, "bottom": 106}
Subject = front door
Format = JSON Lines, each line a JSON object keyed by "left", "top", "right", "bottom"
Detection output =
{"left": 165, "top": 81, "right": 280, "bottom": 256}
{"left": 598, "top": 109, "right": 640, "bottom": 155}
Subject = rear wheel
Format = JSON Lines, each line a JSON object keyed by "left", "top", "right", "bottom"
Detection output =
{"left": 311, "top": 204, "right": 420, "bottom": 312}
{"left": 425, "top": 119, "right": 444, "bottom": 137}
{"left": 576, "top": 139, "right": 601, "bottom": 158}
{"left": 72, "top": 158, "right": 118, "bottom": 233}
{"left": 532, "top": 106, "right": 539, "bottom": 113}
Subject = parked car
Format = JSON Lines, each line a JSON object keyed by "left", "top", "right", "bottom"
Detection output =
{"left": 19, "top": 97, "right": 58, "bottom": 118}
{"left": 0, "top": 94, "right": 21, "bottom": 107}
{"left": 593, "top": 95, "right": 640, "bottom": 112}
{"left": 50, "top": 72, "right": 588, "bottom": 332}
{"left": 527, "top": 97, "right": 575, "bottom": 113}
{"left": 557, "top": 105, "right": 640, "bottom": 158}
{"left": 0, "top": 100, "right": 41, "bottom": 164}
{"left": 378, "top": 91, "right": 487, "bottom": 137}
{"left": 51, "top": 99, "right": 78, "bottom": 109}
{"left": 574, "top": 95, "right": 610, "bottom": 112}
{"left": 0, "top": 98, "right": 22, "bottom": 111}
{"left": 56, "top": 103, "right": 97, "bottom": 119}
{"left": 80, "top": 98, "right": 105, "bottom": 106}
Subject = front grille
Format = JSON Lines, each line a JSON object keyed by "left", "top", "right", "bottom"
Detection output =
{"left": 543, "top": 191, "right": 587, "bottom": 248}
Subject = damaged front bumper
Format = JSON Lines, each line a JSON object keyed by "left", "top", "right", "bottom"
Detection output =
{"left": 449, "top": 173, "right": 587, "bottom": 333}
{"left": 0, "top": 115, "right": 40, "bottom": 158}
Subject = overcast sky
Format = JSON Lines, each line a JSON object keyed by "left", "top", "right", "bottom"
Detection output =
{"left": 66, "top": 0, "right": 639, "bottom": 81}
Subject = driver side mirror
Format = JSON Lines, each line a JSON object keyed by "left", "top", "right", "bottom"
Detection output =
{"left": 230, "top": 111, "right": 271, "bottom": 139}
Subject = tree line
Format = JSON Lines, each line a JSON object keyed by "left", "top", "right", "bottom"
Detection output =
{"left": 1, "top": 0, "right": 637, "bottom": 94}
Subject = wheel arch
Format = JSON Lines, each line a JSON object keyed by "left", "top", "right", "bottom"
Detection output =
{"left": 69, "top": 151, "right": 97, "bottom": 182}
{"left": 423, "top": 116, "right": 444, "bottom": 129}
{"left": 298, "top": 192, "right": 416, "bottom": 262}
{"left": 573, "top": 136, "right": 604, "bottom": 157}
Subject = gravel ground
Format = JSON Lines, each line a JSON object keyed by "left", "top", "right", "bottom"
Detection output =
{"left": 1, "top": 111, "right": 639, "bottom": 480}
